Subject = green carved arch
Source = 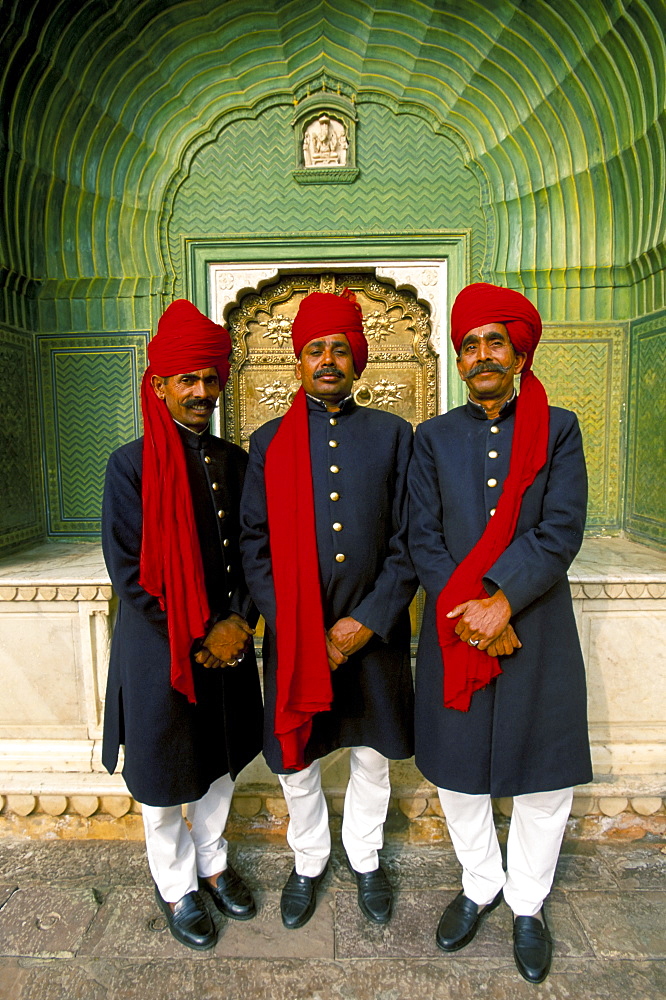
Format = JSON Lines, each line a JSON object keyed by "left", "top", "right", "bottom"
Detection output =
{"left": 1, "top": 0, "right": 664, "bottom": 323}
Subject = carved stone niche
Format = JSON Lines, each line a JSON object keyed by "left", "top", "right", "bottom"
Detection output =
{"left": 224, "top": 272, "right": 438, "bottom": 449}
{"left": 292, "top": 90, "right": 359, "bottom": 184}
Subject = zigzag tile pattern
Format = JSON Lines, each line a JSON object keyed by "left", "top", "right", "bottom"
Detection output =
{"left": 37, "top": 337, "right": 146, "bottom": 533}
{"left": 52, "top": 352, "right": 137, "bottom": 524}
{"left": 168, "top": 104, "right": 486, "bottom": 287}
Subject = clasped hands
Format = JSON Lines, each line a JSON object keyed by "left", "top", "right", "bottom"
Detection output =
{"left": 326, "top": 616, "right": 373, "bottom": 672}
{"left": 194, "top": 613, "right": 255, "bottom": 669}
{"left": 446, "top": 588, "right": 521, "bottom": 658}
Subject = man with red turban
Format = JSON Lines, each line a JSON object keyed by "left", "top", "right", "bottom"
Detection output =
{"left": 241, "top": 289, "right": 416, "bottom": 930}
{"left": 408, "top": 283, "right": 592, "bottom": 984}
{"left": 102, "top": 299, "right": 263, "bottom": 951}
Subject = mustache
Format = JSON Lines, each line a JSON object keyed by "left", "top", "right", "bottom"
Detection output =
{"left": 182, "top": 398, "right": 215, "bottom": 410}
{"left": 461, "top": 360, "right": 511, "bottom": 380}
{"left": 313, "top": 367, "right": 344, "bottom": 380}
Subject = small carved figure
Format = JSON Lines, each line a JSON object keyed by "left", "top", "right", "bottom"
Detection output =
{"left": 303, "top": 115, "right": 348, "bottom": 167}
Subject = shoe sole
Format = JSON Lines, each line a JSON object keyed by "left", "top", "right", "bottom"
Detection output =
{"left": 436, "top": 890, "right": 503, "bottom": 953}
{"left": 154, "top": 888, "right": 217, "bottom": 951}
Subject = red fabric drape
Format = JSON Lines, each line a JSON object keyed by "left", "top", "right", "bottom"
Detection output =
{"left": 436, "top": 284, "right": 549, "bottom": 711}
{"left": 265, "top": 388, "right": 332, "bottom": 768}
{"left": 138, "top": 299, "right": 231, "bottom": 703}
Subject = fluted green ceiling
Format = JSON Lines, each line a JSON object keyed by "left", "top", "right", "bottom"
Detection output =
{"left": 1, "top": 0, "right": 664, "bottom": 317}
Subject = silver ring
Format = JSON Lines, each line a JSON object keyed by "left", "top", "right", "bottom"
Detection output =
{"left": 227, "top": 659, "right": 238, "bottom": 667}
{"left": 237, "top": 653, "right": 245, "bottom": 662}
{"left": 468, "top": 639, "right": 479, "bottom": 647}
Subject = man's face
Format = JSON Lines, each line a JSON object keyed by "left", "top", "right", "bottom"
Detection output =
{"left": 295, "top": 334, "right": 357, "bottom": 409}
{"left": 456, "top": 323, "right": 526, "bottom": 403}
{"left": 151, "top": 367, "right": 220, "bottom": 430}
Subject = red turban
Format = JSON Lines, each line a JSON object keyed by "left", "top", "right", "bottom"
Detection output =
{"left": 139, "top": 300, "right": 232, "bottom": 704}
{"left": 451, "top": 282, "right": 542, "bottom": 370}
{"left": 292, "top": 288, "right": 368, "bottom": 375}
{"left": 436, "top": 283, "right": 550, "bottom": 711}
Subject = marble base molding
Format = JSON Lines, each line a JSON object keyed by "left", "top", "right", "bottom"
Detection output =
{"left": 0, "top": 537, "right": 664, "bottom": 840}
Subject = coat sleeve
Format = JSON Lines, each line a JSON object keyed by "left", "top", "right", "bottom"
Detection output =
{"left": 348, "top": 421, "right": 418, "bottom": 639}
{"left": 239, "top": 432, "right": 277, "bottom": 634}
{"left": 408, "top": 421, "right": 459, "bottom": 596}
{"left": 484, "top": 411, "right": 587, "bottom": 615}
{"left": 101, "top": 447, "right": 168, "bottom": 637}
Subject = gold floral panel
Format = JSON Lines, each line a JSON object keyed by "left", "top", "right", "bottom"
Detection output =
{"left": 534, "top": 325, "right": 628, "bottom": 532}
{"left": 224, "top": 272, "right": 437, "bottom": 447}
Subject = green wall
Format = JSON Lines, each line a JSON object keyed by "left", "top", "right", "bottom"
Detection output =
{"left": 0, "top": 0, "right": 664, "bottom": 551}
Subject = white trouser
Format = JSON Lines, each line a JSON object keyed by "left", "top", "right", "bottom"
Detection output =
{"left": 279, "top": 746, "right": 391, "bottom": 877}
{"left": 142, "top": 773, "right": 235, "bottom": 903}
{"left": 438, "top": 786, "right": 574, "bottom": 916}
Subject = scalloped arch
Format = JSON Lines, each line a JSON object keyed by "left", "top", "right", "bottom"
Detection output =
{"left": 1, "top": 0, "right": 664, "bottom": 319}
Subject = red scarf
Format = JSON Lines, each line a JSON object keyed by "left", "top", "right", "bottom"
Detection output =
{"left": 265, "top": 388, "right": 332, "bottom": 769}
{"left": 436, "top": 284, "right": 549, "bottom": 711}
{"left": 139, "top": 299, "right": 231, "bottom": 703}
{"left": 266, "top": 289, "right": 368, "bottom": 769}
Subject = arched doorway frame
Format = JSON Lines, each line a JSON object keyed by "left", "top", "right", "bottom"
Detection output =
{"left": 186, "top": 231, "right": 469, "bottom": 425}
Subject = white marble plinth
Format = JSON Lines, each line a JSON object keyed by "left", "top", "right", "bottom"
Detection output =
{"left": 0, "top": 537, "right": 664, "bottom": 817}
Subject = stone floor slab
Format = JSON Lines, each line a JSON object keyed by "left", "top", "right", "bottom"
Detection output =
{"left": 86, "top": 957, "right": 666, "bottom": 1000}
{"left": 0, "top": 840, "right": 149, "bottom": 889}
{"left": 552, "top": 851, "right": 619, "bottom": 890}
{"left": 570, "top": 890, "right": 666, "bottom": 958}
{"left": 335, "top": 890, "right": 595, "bottom": 960}
{"left": 597, "top": 843, "right": 666, "bottom": 889}
{"left": 0, "top": 887, "right": 101, "bottom": 958}
{"left": 0, "top": 885, "right": 17, "bottom": 909}
{"left": 77, "top": 887, "right": 216, "bottom": 961}
{"left": 210, "top": 888, "right": 335, "bottom": 959}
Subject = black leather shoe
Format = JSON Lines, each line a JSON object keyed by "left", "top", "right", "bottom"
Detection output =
{"left": 280, "top": 864, "right": 328, "bottom": 929}
{"left": 350, "top": 864, "right": 393, "bottom": 924}
{"left": 200, "top": 863, "right": 256, "bottom": 921}
{"left": 154, "top": 885, "right": 217, "bottom": 951}
{"left": 513, "top": 911, "right": 553, "bottom": 984}
{"left": 436, "top": 889, "right": 503, "bottom": 952}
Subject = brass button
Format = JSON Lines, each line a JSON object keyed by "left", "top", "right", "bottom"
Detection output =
{"left": 335, "top": 553, "right": 345, "bottom": 563}
{"left": 223, "top": 539, "right": 230, "bottom": 547}
{"left": 330, "top": 465, "right": 339, "bottom": 473}
{"left": 218, "top": 509, "right": 226, "bottom": 519}
{"left": 487, "top": 479, "right": 497, "bottom": 488}
{"left": 488, "top": 450, "right": 498, "bottom": 459}
{"left": 226, "top": 564, "right": 232, "bottom": 573}
{"left": 329, "top": 439, "right": 338, "bottom": 448}
{"left": 333, "top": 522, "right": 343, "bottom": 531}
{"left": 489, "top": 508, "right": 496, "bottom": 516}
{"left": 228, "top": 590, "right": 233, "bottom": 598}
{"left": 204, "top": 455, "right": 212, "bottom": 463}
{"left": 329, "top": 417, "right": 337, "bottom": 426}
{"left": 212, "top": 482, "right": 220, "bottom": 490}
{"left": 330, "top": 492, "right": 339, "bottom": 501}
{"left": 490, "top": 426, "right": 499, "bottom": 435}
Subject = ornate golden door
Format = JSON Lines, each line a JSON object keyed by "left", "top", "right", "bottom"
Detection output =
{"left": 223, "top": 271, "right": 437, "bottom": 447}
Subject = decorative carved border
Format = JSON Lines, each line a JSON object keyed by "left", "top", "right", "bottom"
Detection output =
{"left": 0, "top": 585, "right": 113, "bottom": 602}
{"left": 570, "top": 582, "right": 666, "bottom": 600}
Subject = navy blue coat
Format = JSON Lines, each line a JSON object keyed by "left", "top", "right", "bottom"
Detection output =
{"left": 240, "top": 396, "right": 417, "bottom": 773}
{"left": 408, "top": 398, "right": 593, "bottom": 797}
{"left": 102, "top": 425, "right": 263, "bottom": 807}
